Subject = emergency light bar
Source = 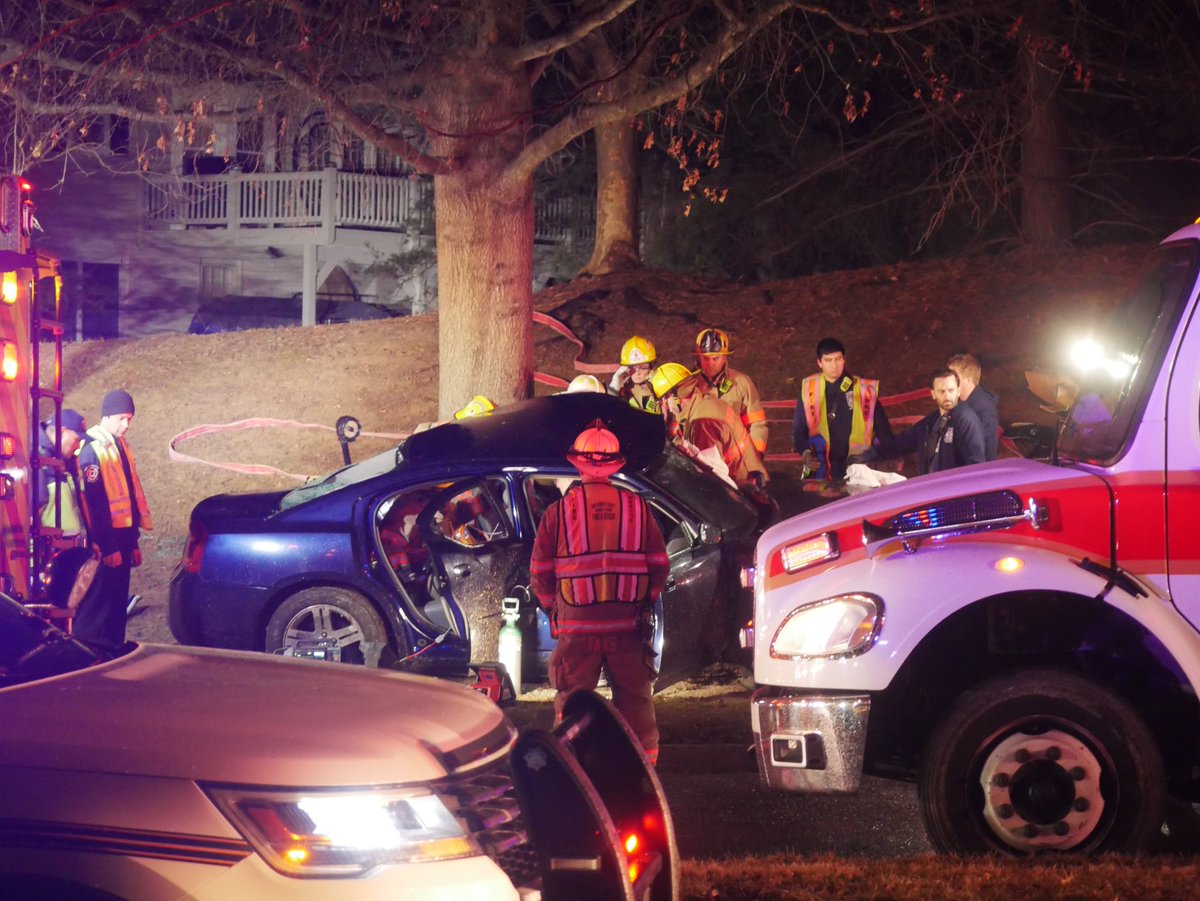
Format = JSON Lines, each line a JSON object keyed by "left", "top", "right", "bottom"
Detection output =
{"left": 1, "top": 271, "right": 16, "bottom": 304}
{"left": 862, "top": 490, "right": 1046, "bottom": 558}
{"left": 0, "top": 433, "right": 15, "bottom": 459}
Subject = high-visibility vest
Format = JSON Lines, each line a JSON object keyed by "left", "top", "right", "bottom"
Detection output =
{"left": 801, "top": 375, "right": 879, "bottom": 460}
{"left": 84, "top": 426, "right": 152, "bottom": 531}
{"left": 532, "top": 483, "right": 666, "bottom": 632}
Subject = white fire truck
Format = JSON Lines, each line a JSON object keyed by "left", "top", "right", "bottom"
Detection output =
{"left": 0, "top": 175, "right": 66, "bottom": 611}
{"left": 748, "top": 222, "right": 1200, "bottom": 855}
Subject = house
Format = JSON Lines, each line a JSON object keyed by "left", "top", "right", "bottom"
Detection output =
{"left": 28, "top": 110, "right": 592, "bottom": 339}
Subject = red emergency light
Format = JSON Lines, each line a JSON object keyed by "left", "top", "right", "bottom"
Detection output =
{"left": 0, "top": 433, "right": 14, "bottom": 459}
{"left": 1, "top": 271, "right": 16, "bottom": 304}
{"left": 1, "top": 341, "right": 16, "bottom": 381}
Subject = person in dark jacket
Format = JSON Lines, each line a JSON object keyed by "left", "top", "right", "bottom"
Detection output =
{"left": 948, "top": 352, "right": 1000, "bottom": 460}
{"left": 884, "top": 369, "right": 986, "bottom": 475}
{"left": 36, "top": 408, "right": 88, "bottom": 542}
{"left": 74, "top": 389, "right": 152, "bottom": 647}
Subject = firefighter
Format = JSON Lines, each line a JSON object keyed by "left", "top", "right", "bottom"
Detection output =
{"left": 564, "top": 373, "right": 606, "bottom": 394}
{"left": 74, "top": 389, "right": 153, "bottom": 647}
{"left": 36, "top": 408, "right": 88, "bottom": 543}
{"left": 792, "top": 336, "right": 893, "bottom": 481}
{"left": 610, "top": 335, "right": 660, "bottom": 413}
{"left": 686, "top": 328, "right": 768, "bottom": 455}
{"left": 653, "top": 361, "right": 768, "bottom": 489}
{"left": 530, "top": 420, "right": 669, "bottom": 763}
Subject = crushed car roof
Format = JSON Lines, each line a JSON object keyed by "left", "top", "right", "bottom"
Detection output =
{"left": 401, "top": 393, "right": 667, "bottom": 470}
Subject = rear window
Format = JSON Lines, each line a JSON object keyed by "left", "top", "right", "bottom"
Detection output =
{"left": 638, "top": 446, "right": 758, "bottom": 535}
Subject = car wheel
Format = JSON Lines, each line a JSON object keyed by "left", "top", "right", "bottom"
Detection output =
{"left": 265, "top": 587, "right": 390, "bottom": 667}
{"left": 918, "top": 667, "right": 1165, "bottom": 855}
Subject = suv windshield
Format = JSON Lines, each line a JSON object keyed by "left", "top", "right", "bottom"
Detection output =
{"left": 280, "top": 447, "right": 399, "bottom": 510}
{"left": 1058, "top": 241, "right": 1199, "bottom": 465}
{"left": 639, "top": 446, "right": 758, "bottom": 536}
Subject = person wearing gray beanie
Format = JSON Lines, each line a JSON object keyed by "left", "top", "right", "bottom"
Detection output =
{"left": 73, "top": 389, "right": 152, "bottom": 647}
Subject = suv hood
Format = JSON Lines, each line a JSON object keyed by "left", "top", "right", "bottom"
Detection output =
{"left": 0, "top": 644, "right": 511, "bottom": 785}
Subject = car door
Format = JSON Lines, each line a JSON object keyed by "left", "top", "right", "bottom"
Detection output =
{"left": 517, "top": 473, "right": 721, "bottom": 689}
{"left": 418, "top": 477, "right": 528, "bottom": 665}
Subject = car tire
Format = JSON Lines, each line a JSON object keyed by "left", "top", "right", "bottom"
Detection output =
{"left": 918, "top": 667, "right": 1165, "bottom": 855}
{"left": 265, "top": 587, "right": 390, "bottom": 667}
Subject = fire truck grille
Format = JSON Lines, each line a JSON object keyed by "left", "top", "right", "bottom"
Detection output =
{"left": 435, "top": 757, "right": 540, "bottom": 889}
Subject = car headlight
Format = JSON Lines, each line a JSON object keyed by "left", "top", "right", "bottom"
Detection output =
{"left": 770, "top": 593, "right": 882, "bottom": 659}
{"left": 206, "top": 785, "right": 476, "bottom": 876}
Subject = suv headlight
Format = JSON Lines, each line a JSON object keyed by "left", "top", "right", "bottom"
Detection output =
{"left": 206, "top": 785, "right": 476, "bottom": 876}
{"left": 770, "top": 593, "right": 882, "bottom": 659}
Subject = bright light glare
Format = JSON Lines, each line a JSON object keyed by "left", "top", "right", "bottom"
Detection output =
{"left": 1, "top": 273, "right": 16, "bottom": 304}
{"left": 1069, "top": 338, "right": 1104, "bottom": 372}
{"left": 300, "top": 795, "right": 414, "bottom": 850}
{"left": 771, "top": 595, "right": 879, "bottom": 658}
{"left": 994, "top": 556, "right": 1024, "bottom": 573}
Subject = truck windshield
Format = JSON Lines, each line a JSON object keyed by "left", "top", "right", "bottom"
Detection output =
{"left": 1058, "top": 241, "right": 1199, "bottom": 464}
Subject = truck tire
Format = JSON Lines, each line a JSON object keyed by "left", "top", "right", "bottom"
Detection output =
{"left": 918, "top": 667, "right": 1165, "bottom": 855}
{"left": 266, "top": 587, "right": 390, "bottom": 666}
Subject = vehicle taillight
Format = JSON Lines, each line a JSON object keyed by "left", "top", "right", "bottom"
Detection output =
{"left": 183, "top": 520, "right": 208, "bottom": 574}
{"left": 0, "top": 433, "right": 14, "bottom": 459}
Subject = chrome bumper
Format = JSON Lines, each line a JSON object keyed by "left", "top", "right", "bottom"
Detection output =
{"left": 750, "top": 687, "right": 870, "bottom": 794}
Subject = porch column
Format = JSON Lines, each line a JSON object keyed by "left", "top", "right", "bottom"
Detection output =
{"left": 301, "top": 243, "right": 317, "bottom": 327}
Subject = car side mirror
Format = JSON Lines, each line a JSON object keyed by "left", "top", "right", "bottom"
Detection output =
{"left": 698, "top": 522, "right": 722, "bottom": 545}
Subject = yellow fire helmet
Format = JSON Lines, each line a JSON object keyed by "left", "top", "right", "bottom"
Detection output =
{"left": 650, "top": 362, "right": 694, "bottom": 399}
{"left": 696, "top": 327, "right": 732, "bottom": 356}
{"left": 620, "top": 335, "right": 657, "bottom": 367}
{"left": 454, "top": 395, "right": 496, "bottom": 419}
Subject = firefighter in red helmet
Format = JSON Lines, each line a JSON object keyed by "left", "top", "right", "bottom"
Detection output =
{"left": 529, "top": 419, "right": 669, "bottom": 763}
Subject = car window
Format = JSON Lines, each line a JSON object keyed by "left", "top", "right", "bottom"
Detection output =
{"left": 280, "top": 447, "right": 400, "bottom": 510}
{"left": 428, "top": 478, "right": 512, "bottom": 549}
{"left": 639, "top": 446, "right": 758, "bottom": 535}
{"left": 521, "top": 474, "right": 578, "bottom": 531}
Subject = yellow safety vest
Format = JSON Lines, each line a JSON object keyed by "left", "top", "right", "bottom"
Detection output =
{"left": 801, "top": 375, "right": 879, "bottom": 455}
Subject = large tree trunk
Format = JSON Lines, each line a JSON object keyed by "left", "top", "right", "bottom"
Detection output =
{"left": 583, "top": 117, "right": 641, "bottom": 275}
{"left": 1019, "top": 10, "right": 1072, "bottom": 247}
{"left": 427, "top": 10, "right": 535, "bottom": 419}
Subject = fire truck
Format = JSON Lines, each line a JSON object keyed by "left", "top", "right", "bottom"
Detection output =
{"left": 0, "top": 175, "right": 68, "bottom": 610}
{"left": 747, "top": 223, "right": 1200, "bottom": 855}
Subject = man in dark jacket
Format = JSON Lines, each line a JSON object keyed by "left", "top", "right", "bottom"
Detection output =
{"left": 948, "top": 352, "right": 1000, "bottom": 460}
{"left": 885, "top": 369, "right": 986, "bottom": 475}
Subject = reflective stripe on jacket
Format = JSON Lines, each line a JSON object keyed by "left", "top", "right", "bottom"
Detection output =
{"left": 530, "top": 480, "right": 669, "bottom": 634}
{"left": 801, "top": 375, "right": 879, "bottom": 467}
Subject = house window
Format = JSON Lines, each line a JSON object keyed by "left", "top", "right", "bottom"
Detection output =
{"left": 200, "top": 262, "right": 241, "bottom": 300}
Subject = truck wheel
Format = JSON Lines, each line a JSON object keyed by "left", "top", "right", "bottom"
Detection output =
{"left": 918, "top": 668, "right": 1165, "bottom": 855}
{"left": 266, "top": 587, "right": 390, "bottom": 666}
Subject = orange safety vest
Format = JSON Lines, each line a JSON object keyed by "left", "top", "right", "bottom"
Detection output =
{"left": 801, "top": 375, "right": 879, "bottom": 457}
{"left": 85, "top": 426, "right": 152, "bottom": 531}
{"left": 531, "top": 482, "right": 668, "bottom": 633}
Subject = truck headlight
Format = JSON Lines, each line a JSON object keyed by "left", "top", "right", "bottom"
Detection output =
{"left": 770, "top": 593, "right": 882, "bottom": 659}
{"left": 206, "top": 785, "right": 476, "bottom": 876}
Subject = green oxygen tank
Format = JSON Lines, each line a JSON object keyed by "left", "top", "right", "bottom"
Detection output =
{"left": 497, "top": 595, "right": 522, "bottom": 695}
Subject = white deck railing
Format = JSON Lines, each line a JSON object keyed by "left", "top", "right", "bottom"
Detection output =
{"left": 146, "top": 169, "right": 589, "bottom": 244}
{"left": 145, "top": 169, "right": 432, "bottom": 234}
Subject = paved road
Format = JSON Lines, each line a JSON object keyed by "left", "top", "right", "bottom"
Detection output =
{"left": 657, "top": 746, "right": 932, "bottom": 859}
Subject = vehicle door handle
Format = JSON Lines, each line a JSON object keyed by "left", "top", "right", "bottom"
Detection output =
{"left": 451, "top": 563, "right": 471, "bottom": 577}
{"left": 664, "top": 577, "right": 677, "bottom": 591}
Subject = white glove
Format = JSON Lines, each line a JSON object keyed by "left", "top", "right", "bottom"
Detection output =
{"left": 609, "top": 365, "right": 630, "bottom": 392}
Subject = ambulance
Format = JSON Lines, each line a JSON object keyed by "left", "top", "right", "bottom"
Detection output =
{"left": 748, "top": 223, "right": 1200, "bottom": 855}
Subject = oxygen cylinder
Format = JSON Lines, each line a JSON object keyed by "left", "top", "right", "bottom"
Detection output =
{"left": 497, "top": 596, "right": 523, "bottom": 695}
